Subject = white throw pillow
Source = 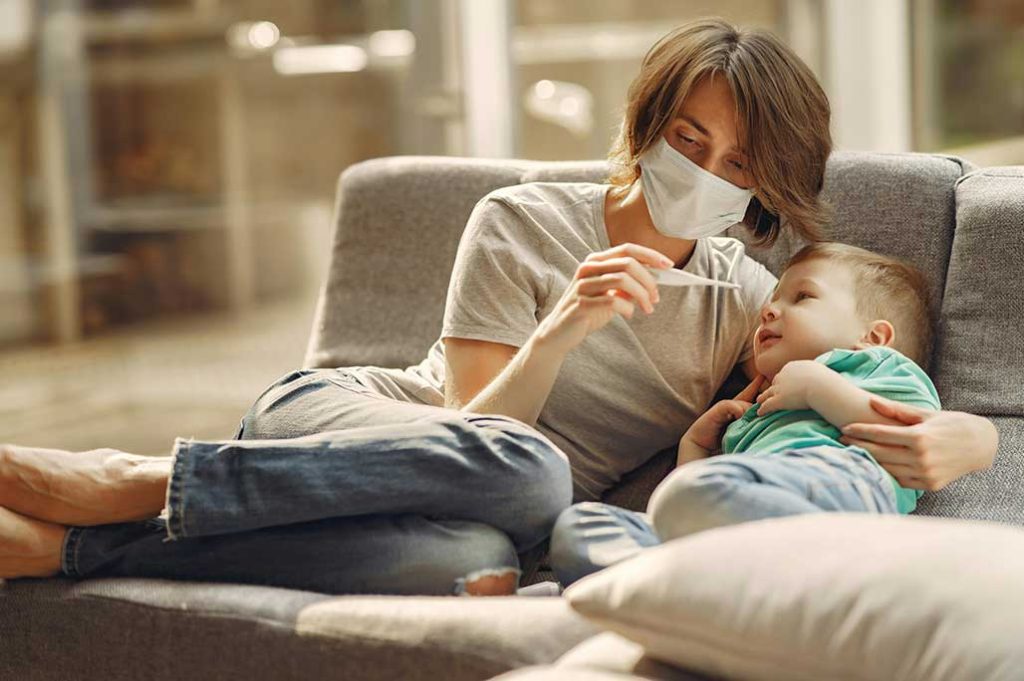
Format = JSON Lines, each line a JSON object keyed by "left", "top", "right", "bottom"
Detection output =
{"left": 564, "top": 514, "right": 1024, "bottom": 681}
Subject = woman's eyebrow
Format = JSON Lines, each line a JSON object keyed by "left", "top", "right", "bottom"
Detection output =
{"left": 681, "top": 114, "right": 711, "bottom": 137}
{"left": 681, "top": 113, "right": 745, "bottom": 155}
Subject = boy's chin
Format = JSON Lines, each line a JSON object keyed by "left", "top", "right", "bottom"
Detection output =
{"left": 753, "top": 360, "right": 774, "bottom": 382}
{"left": 753, "top": 357, "right": 782, "bottom": 381}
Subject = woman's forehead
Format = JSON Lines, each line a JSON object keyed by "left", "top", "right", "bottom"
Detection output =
{"left": 676, "top": 76, "right": 745, "bottom": 152}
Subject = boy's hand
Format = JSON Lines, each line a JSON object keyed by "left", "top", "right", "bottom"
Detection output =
{"left": 678, "top": 375, "right": 764, "bottom": 465}
{"left": 756, "top": 360, "right": 828, "bottom": 416}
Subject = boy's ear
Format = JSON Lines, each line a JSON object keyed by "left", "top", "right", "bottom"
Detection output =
{"left": 856, "top": 320, "right": 895, "bottom": 349}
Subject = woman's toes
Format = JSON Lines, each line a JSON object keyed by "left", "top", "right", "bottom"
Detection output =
{"left": 0, "top": 506, "right": 65, "bottom": 579}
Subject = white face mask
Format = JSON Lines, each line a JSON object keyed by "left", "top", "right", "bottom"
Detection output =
{"left": 638, "top": 137, "right": 754, "bottom": 239}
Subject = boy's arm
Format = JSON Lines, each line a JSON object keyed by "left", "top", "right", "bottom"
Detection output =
{"left": 756, "top": 361, "right": 905, "bottom": 430}
{"left": 805, "top": 365, "right": 906, "bottom": 430}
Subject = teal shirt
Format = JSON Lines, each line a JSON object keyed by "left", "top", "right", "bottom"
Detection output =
{"left": 721, "top": 346, "right": 941, "bottom": 514}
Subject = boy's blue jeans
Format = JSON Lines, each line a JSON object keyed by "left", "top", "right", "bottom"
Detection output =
{"left": 60, "top": 369, "right": 573, "bottom": 595}
{"left": 550, "top": 446, "right": 899, "bottom": 587}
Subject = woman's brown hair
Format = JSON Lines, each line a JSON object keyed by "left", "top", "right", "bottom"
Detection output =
{"left": 608, "top": 18, "right": 832, "bottom": 245}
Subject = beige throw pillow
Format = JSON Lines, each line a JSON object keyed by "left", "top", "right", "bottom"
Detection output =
{"left": 564, "top": 514, "right": 1024, "bottom": 681}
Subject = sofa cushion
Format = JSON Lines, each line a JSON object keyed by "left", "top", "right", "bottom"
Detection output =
{"left": 0, "top": 578, "right": 598, "bottom": 681}
{"left": 304, "top": 156, "right": 534, "bottom": 369}
{"left": 726, "top": 152, "right": 969, "bottom": 346}
{"left": 493, "top": 667, "right": 656, "bottom": 681}
{"left": 306, "top": 153, "right": 968, "bottom": 373}
{"left": 933, "top": 166, "right": 1024, "bottom": 415}
{"left": 564, "top": 514, "right": 1024, "bottom": 681}
{"left": 518, "top": 161, "right": 607, "bottom": 185}
{"left": 555, "top": 632, "right": 713, "bottom": 680}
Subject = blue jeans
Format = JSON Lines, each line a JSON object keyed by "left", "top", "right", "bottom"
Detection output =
{"left": 550, "top": 446, "right": 898, "bottom": 586}
{"left": 61, "top": 369, "right": 573, "bottom": 595}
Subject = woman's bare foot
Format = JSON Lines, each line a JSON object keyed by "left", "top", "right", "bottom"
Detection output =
{"left": 0, "top": 444, "right": 171, "bottom": 526}
{"left": 0, "top": 506, "right": 65, "bottom": 578}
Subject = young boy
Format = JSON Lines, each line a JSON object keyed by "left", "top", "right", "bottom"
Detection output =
{"left": 551, "top": 241, "right": 940, "bottom": 586}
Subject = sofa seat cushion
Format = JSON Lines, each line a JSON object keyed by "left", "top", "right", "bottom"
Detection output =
{"left": 0, "top": 578, "right": 598, "bottom": 681}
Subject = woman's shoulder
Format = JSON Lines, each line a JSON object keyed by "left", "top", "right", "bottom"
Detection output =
{"left": 470, "top": 182, "right": 607, "bottom": 244}
{"left": 480, "top": 181, "right": 605, "bottom": 210}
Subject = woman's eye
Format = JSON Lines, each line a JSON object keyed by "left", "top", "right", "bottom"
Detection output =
{"left": 796, "top": 291, "right": 812, "bottom": 302}
{"left": 730, "top": 160, "right": 745, "bottom": 170}
{"left": 678, "top": 134, "right": 697, "bottom": 145}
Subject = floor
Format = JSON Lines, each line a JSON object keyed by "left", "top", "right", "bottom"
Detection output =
{"left": 0, "top": 297, "right": 316, "bottom": 456}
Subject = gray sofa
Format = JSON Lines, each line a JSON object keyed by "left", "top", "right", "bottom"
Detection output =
{"left": 2, "top": 154, "right": 1021, "bottom": 681}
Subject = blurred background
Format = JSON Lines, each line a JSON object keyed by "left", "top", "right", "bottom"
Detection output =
{"left": 1, "top": 0, "right": 1021, "bottom": 454}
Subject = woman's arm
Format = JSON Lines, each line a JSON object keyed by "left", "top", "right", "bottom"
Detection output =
{"left": 448, "top": 333, "right": 568, "bottom": 426}
{"left": 443, "top": 338, "right": 518, "bottom": 410}
{"left": 444, "top": 243, "right": 673, "bottom": 426}
{"left": 756, "top": 361, "right": 999, "bottom": 490}
{"left": 840, "top": 399, "right": 999, "bottom": 491}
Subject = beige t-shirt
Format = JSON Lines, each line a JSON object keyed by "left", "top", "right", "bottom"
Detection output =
{"left": 351, "top": 182, "right": 777, "bottom": 500}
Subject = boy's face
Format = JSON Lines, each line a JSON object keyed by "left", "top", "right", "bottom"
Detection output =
{"left": 754, "top": 259, "right": 869, "bottom": 379}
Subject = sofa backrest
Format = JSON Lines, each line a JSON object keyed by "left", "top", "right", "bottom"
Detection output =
{"left": 915, "top": 167, "right": 1024, "bottom": 525}
{"left": 304, "top": 153, "right": 1024, "bottom": 524}
{"left": 306, "top": 152, "right": 969, "bottom": 372}
{"left": 304, "top": 156, "right": 534, "bottom": 369}
{"left": 934, "top": 167, "right": 1024, "bottom": 416}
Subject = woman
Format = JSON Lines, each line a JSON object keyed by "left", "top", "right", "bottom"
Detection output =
{"left": 0, "top": 19, "right": 997, "bottom": 594}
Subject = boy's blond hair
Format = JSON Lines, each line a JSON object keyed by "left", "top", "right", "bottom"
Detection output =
{"left": 787, "top": 243, "right": 933, "bottom": 368}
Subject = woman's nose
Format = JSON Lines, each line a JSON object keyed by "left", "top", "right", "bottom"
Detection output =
{"left": 695, "top": 154, "right": 729, "bottom": 183}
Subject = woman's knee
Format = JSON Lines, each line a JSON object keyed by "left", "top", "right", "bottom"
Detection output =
{"left": 459, "top": 415, "right": 574, "bottom": 539}
{"left": 310, "top": 519, "right": 521, "bottom": 596}
{"left": 239, "top": 370, "right": 336, "bottom": 440}
{"left": 441, "top": 522, "right": 521, "bottom": 596}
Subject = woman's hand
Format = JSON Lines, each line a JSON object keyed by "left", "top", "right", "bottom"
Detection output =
{"left": 678, "top": 375, "right": 765, "bottom": 466}
{"left": 535, "top": 243, "right": 673, "bottom": 355}
{"left": 839, "top": 396, "right": 999, "bottom": 491}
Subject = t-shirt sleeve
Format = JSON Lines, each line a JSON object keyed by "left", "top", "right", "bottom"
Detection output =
{"left": 736, "top": 258, "right": 778, "bottom": 364}
{"left": 441, "top": 194, "right": 551, "bottom": 348}
{"left": 819, "top": 347, "right": 942, "bottom": 411}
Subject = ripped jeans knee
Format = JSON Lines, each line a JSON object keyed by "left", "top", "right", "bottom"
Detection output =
{"left": 437, "top": 520, "right": 520, "bottom": 596}
{"left": 454, "top": 566, "right": 522, "bottom": 596}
